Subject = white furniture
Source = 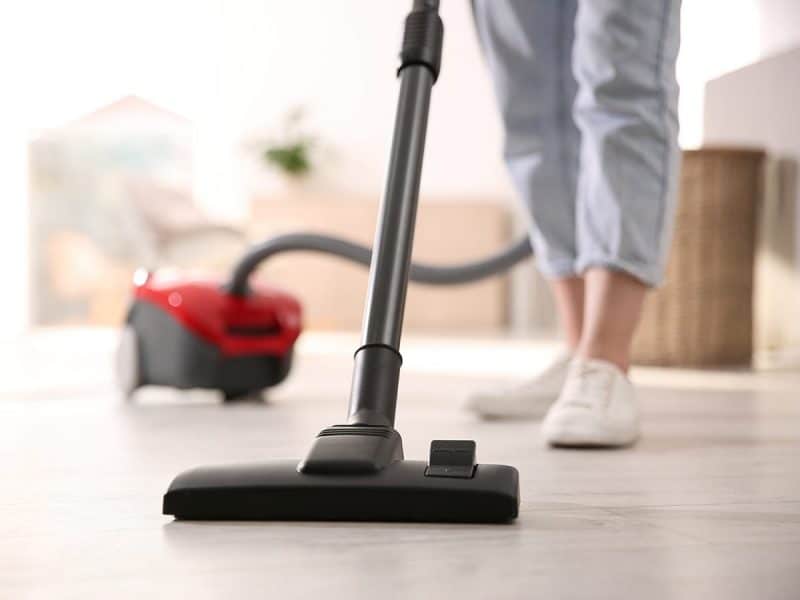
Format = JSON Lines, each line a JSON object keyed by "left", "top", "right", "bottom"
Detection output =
{"left": 704, "top": 47, "right": 800, "bottom": 368}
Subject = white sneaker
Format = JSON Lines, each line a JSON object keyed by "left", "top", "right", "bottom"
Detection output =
{"left": 541, "top": 358, "right": 640, "bottom": 448}
{"left": 465, "top": 350, "right": 573, "bottom": 420}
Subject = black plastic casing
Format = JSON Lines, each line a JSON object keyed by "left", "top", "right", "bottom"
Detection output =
{"left": 399, "top": 6, "right": 444, "bottom": 81}
{"left": 128, "top": 301, "right": 292, "bottom": 399}
{"left": 298, "top": 424, "right": 404, "bottom": 475}
{"left": 164, "top": 460, "right": 519, "bottom": 523}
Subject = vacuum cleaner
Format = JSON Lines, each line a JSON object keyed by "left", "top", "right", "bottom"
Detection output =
{"left": 158, "top": 0, "right": 532, "bottom": 523}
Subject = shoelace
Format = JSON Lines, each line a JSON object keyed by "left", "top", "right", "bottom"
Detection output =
{"left": 560, "top": 362, "right": 615, "bottom": 410}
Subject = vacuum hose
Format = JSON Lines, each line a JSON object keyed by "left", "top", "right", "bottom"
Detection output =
{"left": 227, "top": 233, "right": 533, "bottom": 296}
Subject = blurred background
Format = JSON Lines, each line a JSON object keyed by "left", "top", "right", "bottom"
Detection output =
{"left": 1, "top": 0, "right": 798, "bottom": 373}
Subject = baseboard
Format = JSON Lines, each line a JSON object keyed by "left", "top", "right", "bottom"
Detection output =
{"left": 753, "top": 345, "right": 800, "bottom": 371}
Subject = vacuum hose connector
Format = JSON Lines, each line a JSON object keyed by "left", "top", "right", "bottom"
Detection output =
{"left": 399, "top": 1, "right": 444, "bottom": 81}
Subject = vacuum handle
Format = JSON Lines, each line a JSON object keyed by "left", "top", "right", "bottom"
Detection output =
{"left": 413, "top": 0, "right": 439, "bottom": 9}
{"left": 359, "top": 66, "right": 433, "bottom": 350}
{"left": 347, "top": 0, "right": 443, "bottom": 427}
{"left": 360, "top": 4, "right": 443, "bottom": 350}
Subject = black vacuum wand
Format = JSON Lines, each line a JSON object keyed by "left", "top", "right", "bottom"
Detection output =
{"left": 163, "top": 0, "right": 520, "bottom": 523}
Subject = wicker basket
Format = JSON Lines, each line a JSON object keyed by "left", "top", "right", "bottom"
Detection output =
{"left": 631, "top": 148, "right": 765, "bottom": 367}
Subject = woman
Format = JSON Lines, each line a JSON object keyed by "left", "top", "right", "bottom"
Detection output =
{"left": 467, "top": 0, "right": 681, "bottom": 447}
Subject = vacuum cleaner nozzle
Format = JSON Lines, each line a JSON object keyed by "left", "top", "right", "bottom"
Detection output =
{"left": 163, "top": 458, "right": 519, "bottom": 523}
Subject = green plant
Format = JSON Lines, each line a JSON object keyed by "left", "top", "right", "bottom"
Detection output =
{"left": 264, "top": 142, "right": 312, "bottom": 176}
{"left": 262, "top": 107, "right": 315, "bottom": 178}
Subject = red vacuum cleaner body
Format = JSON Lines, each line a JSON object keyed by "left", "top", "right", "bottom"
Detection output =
{"left": 117, "top": 271, "right": 302, "bottom": 400}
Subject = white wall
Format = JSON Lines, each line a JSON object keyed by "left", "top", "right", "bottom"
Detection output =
{"left": 677, "top": 0, "right": 761, "bottom": 148}
{"left": 678, "top": 0, "right": 800, "bottom": 148}
{"left": 196, "top": 0, "right": 512, "bottom": 212}
{"left": 756, "top": 0, "right": 800, "bottom": 55}
{"left": 4, "top": 0, "right": 511, "bottom": 210}
{"left": 704, "top": 49, "right": 800, "bottom": 367}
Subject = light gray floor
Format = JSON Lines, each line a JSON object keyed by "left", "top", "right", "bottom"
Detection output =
{"left": 2, "top": 331, "right": 800, "bottom": 599}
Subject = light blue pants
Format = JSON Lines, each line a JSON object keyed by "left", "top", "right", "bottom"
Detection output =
{"left": 472, "top": 0, "right": 681, "bottom": 286}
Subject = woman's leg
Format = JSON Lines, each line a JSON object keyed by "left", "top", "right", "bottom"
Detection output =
{"left": 541, "top": 0, "right": 681, "bottom": 447}
{"left": 571, "top": 0, "right": 682, "bottom": 367}
{"left": 466, "top": 0, "right": 582, "bottom": 420}
{"left": 578, "top": 268, "right": 646, "bottom": 372}
{"left": 472, "top": 0, "right": 581, "bottom": 283}
{"left": 551, "top": 276, "right": 584, "bottom": 351}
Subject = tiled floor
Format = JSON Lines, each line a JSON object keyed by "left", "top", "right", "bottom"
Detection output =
{"left": 2, "top": 330, "right": 800, "bottom": 599}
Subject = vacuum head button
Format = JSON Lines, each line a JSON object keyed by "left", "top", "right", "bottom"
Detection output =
{"left": 425, "top": 440, "right": 477, "bottom": 478}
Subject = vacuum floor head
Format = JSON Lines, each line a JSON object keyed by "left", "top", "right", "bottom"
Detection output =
{"left": 163, "top": 459, "right": 519, "bottom": 524}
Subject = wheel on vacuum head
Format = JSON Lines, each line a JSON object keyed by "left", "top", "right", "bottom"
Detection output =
{"left": 220, "top": 349, "right": 294, "bottom": 402}
{"left": 115, "top": 325, "right": 142, "bottom": 400}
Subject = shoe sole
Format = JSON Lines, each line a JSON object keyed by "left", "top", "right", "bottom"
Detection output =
{"left": 543, "top": 423, "right": 639, "bottom": 449}
{"left": 466, "top": 397, "right": 555, "bottom": 421}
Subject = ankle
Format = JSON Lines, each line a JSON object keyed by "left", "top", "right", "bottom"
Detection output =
{"left": 575, "top": 344, "right": 630, "bottom": 373}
